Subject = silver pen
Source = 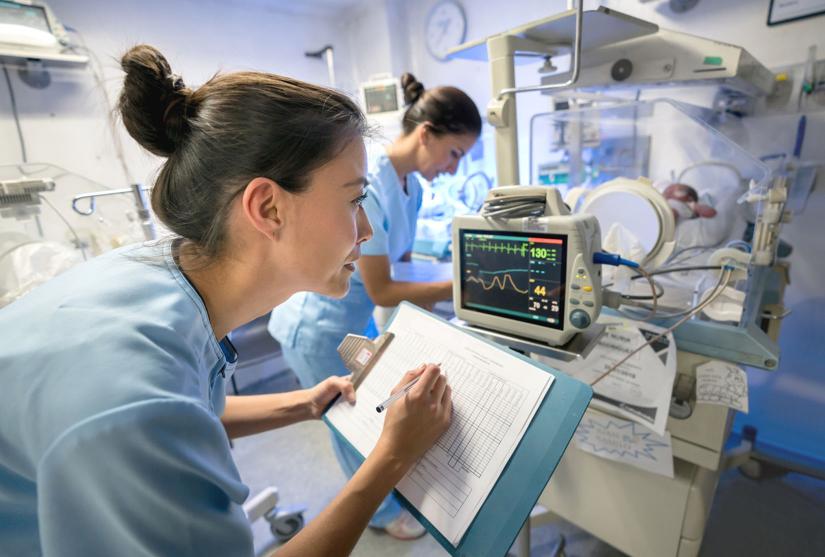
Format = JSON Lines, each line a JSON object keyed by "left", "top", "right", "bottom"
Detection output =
{"left": 375, "top": 363, "right": 442, "bottom": 413}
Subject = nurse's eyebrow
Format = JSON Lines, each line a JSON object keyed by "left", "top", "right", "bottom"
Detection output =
{"left": 341, "top": 177, "right": 369, "bottom": 187}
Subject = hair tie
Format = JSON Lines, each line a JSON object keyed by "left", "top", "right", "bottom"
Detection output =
{"left": 169, "top": 73, "right": 185, "bottom": 91}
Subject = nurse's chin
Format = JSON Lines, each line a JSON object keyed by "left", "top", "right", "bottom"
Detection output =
{"left": 321, "top": 275, "right": 352, "bottom": 299}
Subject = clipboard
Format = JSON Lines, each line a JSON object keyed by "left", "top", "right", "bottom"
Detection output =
{"left": 324, "top": 303, "right": 592, "bottom": 556}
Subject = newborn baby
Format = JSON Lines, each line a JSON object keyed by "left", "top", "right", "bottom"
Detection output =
{"left": 662, "top": 183, "right": 717, "bottom": 220}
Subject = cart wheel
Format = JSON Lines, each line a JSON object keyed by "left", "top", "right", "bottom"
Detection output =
{"left": 271, "top": 512, "right": 304, "bottom": 542}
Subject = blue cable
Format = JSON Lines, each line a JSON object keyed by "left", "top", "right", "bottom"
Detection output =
{"left": 592, "top": 251, "right": 639, "bottom": 268}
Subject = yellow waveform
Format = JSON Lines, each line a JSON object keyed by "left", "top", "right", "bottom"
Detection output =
{"left": 466, "top": 273, "right": 528, "bottom": 294}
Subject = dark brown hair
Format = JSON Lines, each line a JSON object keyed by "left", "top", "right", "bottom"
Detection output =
{"left": 118, "top": 44, "right": 367, "bottom": 259}
{"left": 400, "top": 72, "right": 481, "bottom": 138}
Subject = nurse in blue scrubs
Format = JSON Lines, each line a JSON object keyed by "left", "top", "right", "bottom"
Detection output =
{"left": 0, "top": 46, "right": 453, "bottom": 557}
{"left": 269, "top": 73, "right": 480, "bottom": 539}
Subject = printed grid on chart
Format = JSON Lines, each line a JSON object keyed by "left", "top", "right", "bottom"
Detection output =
{"left": 381, "top": 331, "right": 528, "bottom": 516}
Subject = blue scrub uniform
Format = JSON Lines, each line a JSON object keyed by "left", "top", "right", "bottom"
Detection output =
{"left": 0, "top": 241, "right": 252, "bottom": 556}
{"left": 268, "top": 153, "right": 422, "bottom": 527}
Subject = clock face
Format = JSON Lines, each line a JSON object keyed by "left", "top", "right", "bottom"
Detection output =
{"left": 425, "top": 0, "right": 467, "bottom": 62}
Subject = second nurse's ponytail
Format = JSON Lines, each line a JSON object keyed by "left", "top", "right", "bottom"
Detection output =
{"left": 399, "top": 72, "right": 481, "bottom": 138}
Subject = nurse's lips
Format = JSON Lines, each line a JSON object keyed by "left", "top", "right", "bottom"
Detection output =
{"left": 343, "top": 253, "right": 360, "bottom": 271}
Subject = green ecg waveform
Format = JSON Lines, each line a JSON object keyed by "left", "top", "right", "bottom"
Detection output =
{"left": 465, "top": 241, "right": 528, "bottom": 257}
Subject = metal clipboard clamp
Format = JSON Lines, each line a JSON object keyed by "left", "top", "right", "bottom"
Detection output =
{"left": 336, "top": 332, "right": 394, "bottom": 389}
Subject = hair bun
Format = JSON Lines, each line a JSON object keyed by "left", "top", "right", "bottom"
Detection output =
{"left": 118, "top": 44, "right": 192, "bottom": 157}
{"left": 400, "top": 72, "right": 425, "bottom": 106}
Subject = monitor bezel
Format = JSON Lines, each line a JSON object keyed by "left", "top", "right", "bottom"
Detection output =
{"left": 0, "top": 1, "right": 53, "bottom": 34}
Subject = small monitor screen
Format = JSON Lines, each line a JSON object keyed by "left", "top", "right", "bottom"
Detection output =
{"left": 363, "top": 84, "right": 398, "bottom": 114}
{"left": 0, "top": 1, "right": 51, "bottom": 33}
{"left": 459, "top": 229, "right": 567, "bottom": 330}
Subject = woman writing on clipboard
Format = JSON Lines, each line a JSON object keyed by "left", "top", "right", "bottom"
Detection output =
{"left": 269, "top": 73, "right": 481, "bottom": 539}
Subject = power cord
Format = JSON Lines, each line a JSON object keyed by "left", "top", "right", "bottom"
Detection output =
{"left": 64, "top": 26, "right": 135, "bottom": 185}
{"left": 481, "top": 193, "right": 548, "bottom": 218}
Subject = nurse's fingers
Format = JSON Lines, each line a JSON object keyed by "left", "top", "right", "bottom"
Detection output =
{"left": 391, "top": 363, "right": 426, "bottom": 395}
{"left": 430, "top": 371, "right": 448, "bottom": 402}
{"left": 327, "top": 375, "right": 356, "bottom": 403}
{"left": 408, "top": 364, "right": 441, "bottom": 400}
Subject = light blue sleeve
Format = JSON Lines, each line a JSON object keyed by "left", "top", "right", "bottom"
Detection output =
{"left": 360, "top": 186, "right": 390, "bottom": 256}
{"left": 37, "top": 398, "right": 253, "bottom": 557}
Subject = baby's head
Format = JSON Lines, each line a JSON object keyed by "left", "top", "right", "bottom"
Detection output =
{"left": 662, "top": 183, "right": 717, "bottom": 220}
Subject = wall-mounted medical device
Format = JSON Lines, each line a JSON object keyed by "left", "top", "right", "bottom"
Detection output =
{"left": 447, "top": 5, "right": 774, "bottom": 187}
{"left": 0, "top": 0, "right": 86, "bottom": 67}
{"left": 536, "top": 11, "right": 774, "bottom": 97}
{"left": 359, "top": 74, "right": 404, "bottom": 118}
{"left": 453, "top": 186, "right": 602, "bottom": 346}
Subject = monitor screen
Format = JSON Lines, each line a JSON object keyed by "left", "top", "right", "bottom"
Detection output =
{"left": 363, "top": 83, "right": 398, "bottom": 114}
{"left": 0, "top": 1, "right": 51, "bottom": 33}
{"left": 459, "top": 229, "right": 567, "bottom": 330}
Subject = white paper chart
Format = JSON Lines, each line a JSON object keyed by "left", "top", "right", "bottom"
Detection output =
{"left": 325, "top": 304, "right": 553, "bottom": 545}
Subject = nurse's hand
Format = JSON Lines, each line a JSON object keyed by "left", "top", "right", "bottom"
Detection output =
{"left": 306, "top": 376, "right": 356, "bottom": 419}
{"left": 375, "top": 363, "right": 452, "bottom": 466}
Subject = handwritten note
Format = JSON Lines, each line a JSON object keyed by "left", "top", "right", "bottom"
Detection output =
{"left": 542, "top": 317, "right": 676, "bottom": 436}
{"left": 573, "top": 409, "right": 674, "bottom": 478}
{"left": 696, "top": 361, "right": 749, "bottom": 413}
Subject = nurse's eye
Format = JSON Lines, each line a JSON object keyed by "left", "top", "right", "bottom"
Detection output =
{"left": 353, "top": 191, "right": 369, "bottom": 207}
{"left": 450, "top": 149, "right": 461, "bottom": 160}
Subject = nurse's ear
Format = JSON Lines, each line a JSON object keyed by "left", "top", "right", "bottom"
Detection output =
{"left": 416, "top": 122, "right": 433, "bottom": 147}
{"left": 240, "top": 177, "right": 288, "bottom": 240}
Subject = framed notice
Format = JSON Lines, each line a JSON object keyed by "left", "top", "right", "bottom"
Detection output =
{"left": 768, "top": 0, "right": 825, "bottom": 25}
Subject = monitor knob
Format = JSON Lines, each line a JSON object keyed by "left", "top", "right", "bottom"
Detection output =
{"left": 570, "top": 309, "right": 591, "bottom": 329}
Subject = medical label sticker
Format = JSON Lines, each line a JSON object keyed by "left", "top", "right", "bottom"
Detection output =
{"left": 573, "top": 410, "right": 674, "bottom": 478}
{"left": 355, "top": 347, "right": 373, "bottom": 366}
{"left": 696, "top": 361, "right": 749, "bottom": 413}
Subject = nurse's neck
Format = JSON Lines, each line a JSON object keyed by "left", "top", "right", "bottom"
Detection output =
{"left": 386, "top": 136, "right": 418, "bottom": 191}
{"left": 176, "top": 243, "right": 292, "bottom": 341}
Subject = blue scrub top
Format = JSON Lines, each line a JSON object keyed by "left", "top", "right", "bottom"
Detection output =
{"left": 269, "top": 153, "right": 423, "bottom": 350}
{"left": 0, "top": 241, "right": 252, "bottom": 556}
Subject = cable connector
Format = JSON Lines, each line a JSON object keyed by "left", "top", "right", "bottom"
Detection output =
{"left": 601, "top": 289, "right": 625, "bottom": 309}
{"left": 592, "top": 251, "right": 639, "bottom": 268}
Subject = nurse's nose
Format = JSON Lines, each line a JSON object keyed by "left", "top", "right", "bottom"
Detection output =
{"left": 356, "top": 204, "right": 373, "bottom": 244}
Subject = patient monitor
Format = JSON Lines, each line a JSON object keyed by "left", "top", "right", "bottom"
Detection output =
{"left": 453, "top": 186, "right": 602, "bottom": 346}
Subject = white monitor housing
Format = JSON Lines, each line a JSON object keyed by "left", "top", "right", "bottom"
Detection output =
{"left": 453, "top": 187, "right": 602, "bottom": 346}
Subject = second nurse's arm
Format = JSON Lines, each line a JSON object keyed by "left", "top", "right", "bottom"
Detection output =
{"left": 277, "top": 363, "right": 452, "bottom": 557}
{"left": 358, "top": 253, "right": 452, "bottom": 307}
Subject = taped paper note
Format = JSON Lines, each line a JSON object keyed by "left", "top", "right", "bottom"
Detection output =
{"left": 696, "top": 361, "right": 749, "bottom": 413}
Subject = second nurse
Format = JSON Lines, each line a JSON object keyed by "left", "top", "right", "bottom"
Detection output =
{"left": 269, "top": 73, "right": 481, "bottom": 539}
